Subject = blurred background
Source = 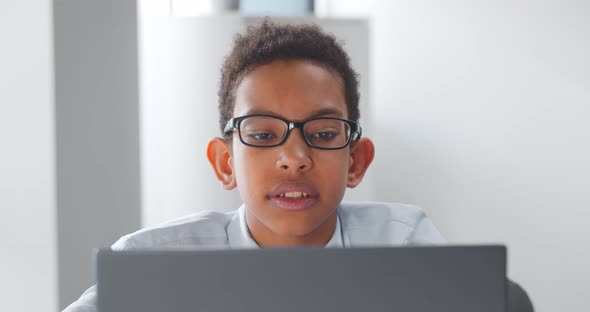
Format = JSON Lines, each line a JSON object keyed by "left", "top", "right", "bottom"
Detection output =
{"left": 1, "top": 0, "right": 588, "bottom": 311}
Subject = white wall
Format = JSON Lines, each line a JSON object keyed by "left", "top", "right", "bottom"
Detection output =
{"left": 0, "top": 0, "right": 57, "bottom": 311}
{"left": 318, "top": 1, "right": 590, "bottom": 312}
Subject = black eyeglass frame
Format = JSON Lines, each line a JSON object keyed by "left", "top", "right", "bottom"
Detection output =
{"left": 224, "top": 114, "right": 362, "bottom": 150}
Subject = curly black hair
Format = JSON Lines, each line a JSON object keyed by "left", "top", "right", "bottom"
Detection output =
{"left": 218, "top": 19, "right": 360, "bottom": 139}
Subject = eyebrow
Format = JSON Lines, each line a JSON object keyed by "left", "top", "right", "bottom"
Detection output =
{"left": 243, "top": 107, "right": 345, "bottom": 119}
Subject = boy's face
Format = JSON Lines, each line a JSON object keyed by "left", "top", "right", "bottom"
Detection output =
{"left": 208, "top": 60, "right": 374, "bottom": 246}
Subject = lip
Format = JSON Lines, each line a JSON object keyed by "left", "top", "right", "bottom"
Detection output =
{"left": 268, "top": 182, "right": 319, "bottom": 211}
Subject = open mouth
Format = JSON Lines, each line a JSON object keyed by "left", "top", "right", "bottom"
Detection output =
{"left": 276, "top": 192, "right": 312, "bottom": 199}
{"left": 269, "top": 183, "right": 319, "bottom": 211}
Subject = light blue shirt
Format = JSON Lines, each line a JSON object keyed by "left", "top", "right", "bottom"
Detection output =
{"left": 63, "top": 202, "right": 445, "bottom": 312}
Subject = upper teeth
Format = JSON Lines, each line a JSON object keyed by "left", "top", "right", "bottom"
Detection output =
{"left": 280, "top": 192, "right": 310, "bottom": 198}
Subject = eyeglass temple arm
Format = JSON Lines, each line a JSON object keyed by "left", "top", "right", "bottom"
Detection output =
{"left": 223, "top": 118, "right": 236, "bottom": 133}
{"left": 353, "top": 122, "right": 362, "bottom": 140}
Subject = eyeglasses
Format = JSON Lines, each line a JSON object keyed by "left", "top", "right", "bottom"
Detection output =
{"left": 224, "top": 114, "right": 362, "bottom": 150}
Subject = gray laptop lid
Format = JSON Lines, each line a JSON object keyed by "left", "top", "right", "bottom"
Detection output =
{"left": 97, "top": 246, "right": 506, "bottom": 312}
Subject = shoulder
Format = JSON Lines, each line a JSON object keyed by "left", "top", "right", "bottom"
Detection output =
{"left": 112, "top": 210, "right": 236, "bottom": 250}
{"left": 339, "top": 202, "right": 446, "bottom": 246}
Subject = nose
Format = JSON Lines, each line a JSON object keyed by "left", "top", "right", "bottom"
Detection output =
{"left": 275, "top": 130, "right": 312, "bottom": 173}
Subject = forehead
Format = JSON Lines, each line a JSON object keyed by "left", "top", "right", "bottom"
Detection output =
{"left": 233, "top": 60, "right": 347, "bottom": 120}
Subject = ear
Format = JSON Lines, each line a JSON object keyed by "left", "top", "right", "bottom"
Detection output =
{"left": 347, "top": 137, "right": 375, "bottom": 188}
{"left": 206, "top": 137, "right": 237, "bottom": 190}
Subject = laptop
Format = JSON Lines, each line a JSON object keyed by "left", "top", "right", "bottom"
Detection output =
{"left": 96, "top": 246, "right": 506, "bottom": 312}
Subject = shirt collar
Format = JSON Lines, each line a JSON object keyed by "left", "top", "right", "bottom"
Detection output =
{"left": 227, "top": 204, "right": 344, "bottom": 248}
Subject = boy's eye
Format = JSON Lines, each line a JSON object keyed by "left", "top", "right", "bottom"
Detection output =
{"left": 247, "top": 132, "right": 277, "bottom": 141}
{"left": 309, "top": 131, "right": 339, "bottom": 142}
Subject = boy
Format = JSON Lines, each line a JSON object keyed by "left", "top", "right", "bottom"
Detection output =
{"left": 63, "top": 19, "right": 444, "bottom": 312}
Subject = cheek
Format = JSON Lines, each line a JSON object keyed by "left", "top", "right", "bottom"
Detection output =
{"left": 315, "top": 151, "right": 350, "bottom": 182}
{"left": 232, "top": 147, "right": 271, "bottom": 190}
